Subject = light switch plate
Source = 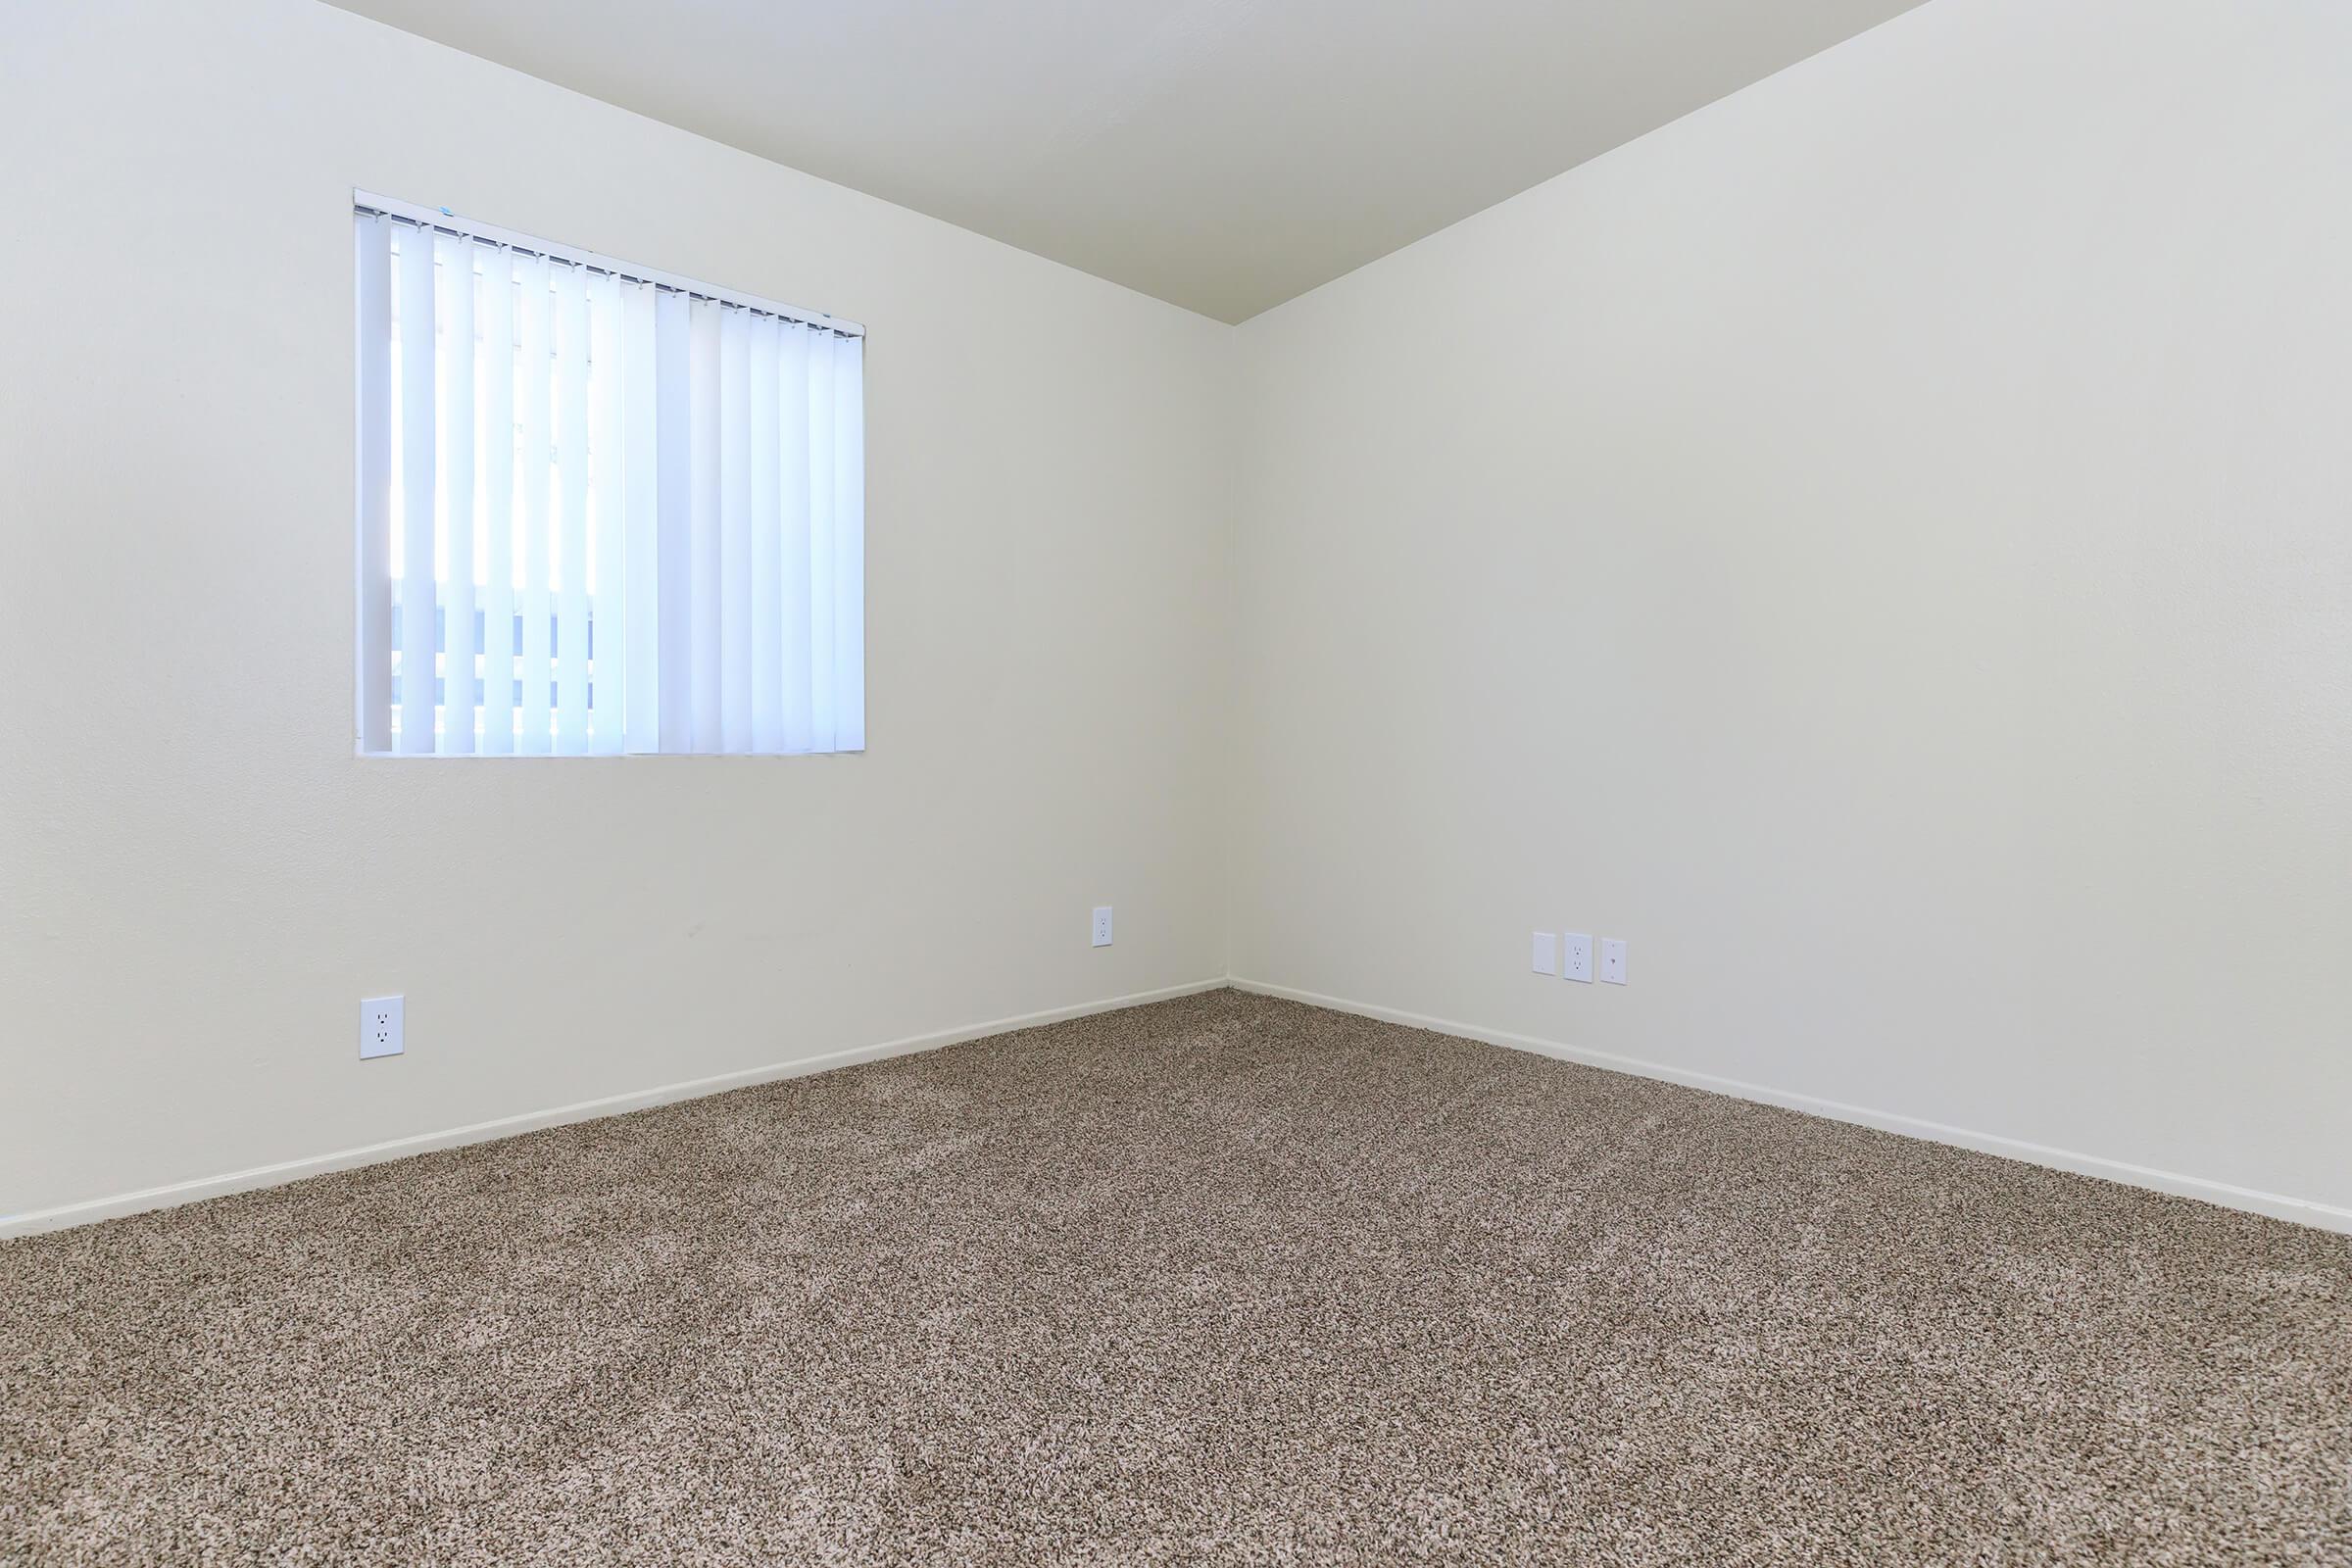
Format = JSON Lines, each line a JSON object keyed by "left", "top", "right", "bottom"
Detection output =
{"left": 360, "top": 996, "right": 405, "bottom": 1059}
{"left": 1562, "top": 932, "right": 1593, "bottom": 983}
{"left": 1599, "top": 939, "right": 1628, "bottom": 985}
{"left": 1531, "top": 931, "right": 1557, "bottom": 976}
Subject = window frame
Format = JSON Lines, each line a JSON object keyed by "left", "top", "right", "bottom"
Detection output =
{"left": 352, "top": 190, "right": 866, "bottom": 760}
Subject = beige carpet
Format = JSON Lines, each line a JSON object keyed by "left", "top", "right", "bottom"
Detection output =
{"left": 3, "top": 991, "right": 2348, "bottom": 1566}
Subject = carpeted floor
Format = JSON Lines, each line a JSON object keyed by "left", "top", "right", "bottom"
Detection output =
{"left": 3, "top": 992, "right": 2349, "bottom": 1566}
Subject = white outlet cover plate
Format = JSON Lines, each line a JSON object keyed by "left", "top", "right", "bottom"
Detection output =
{"left": 1599, "top": 939, "right": 1628, "bottom": 985}
{"left": 361, "top": 995, "right": 405, "bottom": 1058}
{"left": 1562, "top": 932, "right": 1593, "bottom": 983}
{"left": 1092, "top": 906, "right": 1114, "bottom": 947}
{"left": 1531, "top": 931, "right": 1557, "bottom": 975}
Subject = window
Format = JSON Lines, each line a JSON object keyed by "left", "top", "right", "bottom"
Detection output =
{"left": 353, "top": 195, "right": 864, "bottom": 756}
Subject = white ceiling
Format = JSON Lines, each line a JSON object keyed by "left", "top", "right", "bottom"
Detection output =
{"left": 325, "top": 0, "right": 1928, "bottom": 322}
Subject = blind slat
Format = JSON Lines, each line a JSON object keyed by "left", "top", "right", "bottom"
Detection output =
{"left": 655, "top": 290, "right": 694, "bottom": 754}
{"left": 833, "top": 334, "right": 866, "bottom": 753}
{"left": 478, "top": 248, "right": 517, "bottom": 755}
{"left": 748, "top": 316, "right": 782, "bottom": 754}
{"left": 718, "top": 307, "right": 754, "bottom": 754}
{"left": 688, "top": 298, "right": 722, "bottom": 754}
{"left": 806, "top": 328, "right": 837, "bottom": 753}
{"left": 441, "top": 235, "right": 478, "bottom": 754}
{"left": 396, "top": 228, "right": 437, "bottom": 754}
{"left": 516, "top": 253, "right": 554, "bottom": 754}
{"left": 589, "top": 270, "right": 627, "bottom": 755}
{"left": 355, "top": 214, "right": 393, "bottom": 753}
{"left": 776, "top": 324, "right": 814, "bottom": 754}
{"left": 555, "top": 265, "right": 592, "bottom": 754}
{"left": 621, "top": 281, "right": 662, "bottom": 755}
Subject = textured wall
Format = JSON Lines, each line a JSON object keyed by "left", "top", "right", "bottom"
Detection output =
{"left": 1231, "top": 0, "right": 2352, "bottom": 1223}
{"left": 0, "top": 0, "right": 1235, "bottom": 1222}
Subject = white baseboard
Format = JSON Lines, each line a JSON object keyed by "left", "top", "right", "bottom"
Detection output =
{"left": 20, "top": 975, "right": 2344, "bottom": 1243}
{"left": 1230, "top": 977, "right": 2352, "bottom": 1238}
{"left": 0, "top": 979, "right": 1228, "bottom": 1242}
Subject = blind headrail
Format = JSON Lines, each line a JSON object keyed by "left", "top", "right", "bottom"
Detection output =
{"left": 354, "top": 190, "right": 864, "bottom": 340}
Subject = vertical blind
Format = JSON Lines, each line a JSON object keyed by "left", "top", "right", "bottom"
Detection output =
{"left": 353, "top": 199, "right": 864, "bottom": 756}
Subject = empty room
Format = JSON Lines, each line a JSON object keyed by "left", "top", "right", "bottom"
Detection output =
{"left": 3, "top": 0, "right": 2348, "bottom": 1562}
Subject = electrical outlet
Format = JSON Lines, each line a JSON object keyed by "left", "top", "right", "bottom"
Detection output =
{"left": 1599, "top": 939, "right": 1628, "bottom": 985}
{"left": 1092, "top": 906, "right": 1114, "bottom": 948}
{"left": 1531, "top": 931, "right": 1557, "bottom": 975}
{"left": 361, "top": 996, "right": 405, "bottom": 1059}
{"left": 1562, "top": 932, "right": 1593, "bottom": 983}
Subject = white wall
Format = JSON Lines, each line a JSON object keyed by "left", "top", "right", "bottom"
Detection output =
{"left": 1231, "top": 0, "right": 2352, "bottom": 1225}
{"left": 0, "top": 0, "right": 1234, "bottom": 1224}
